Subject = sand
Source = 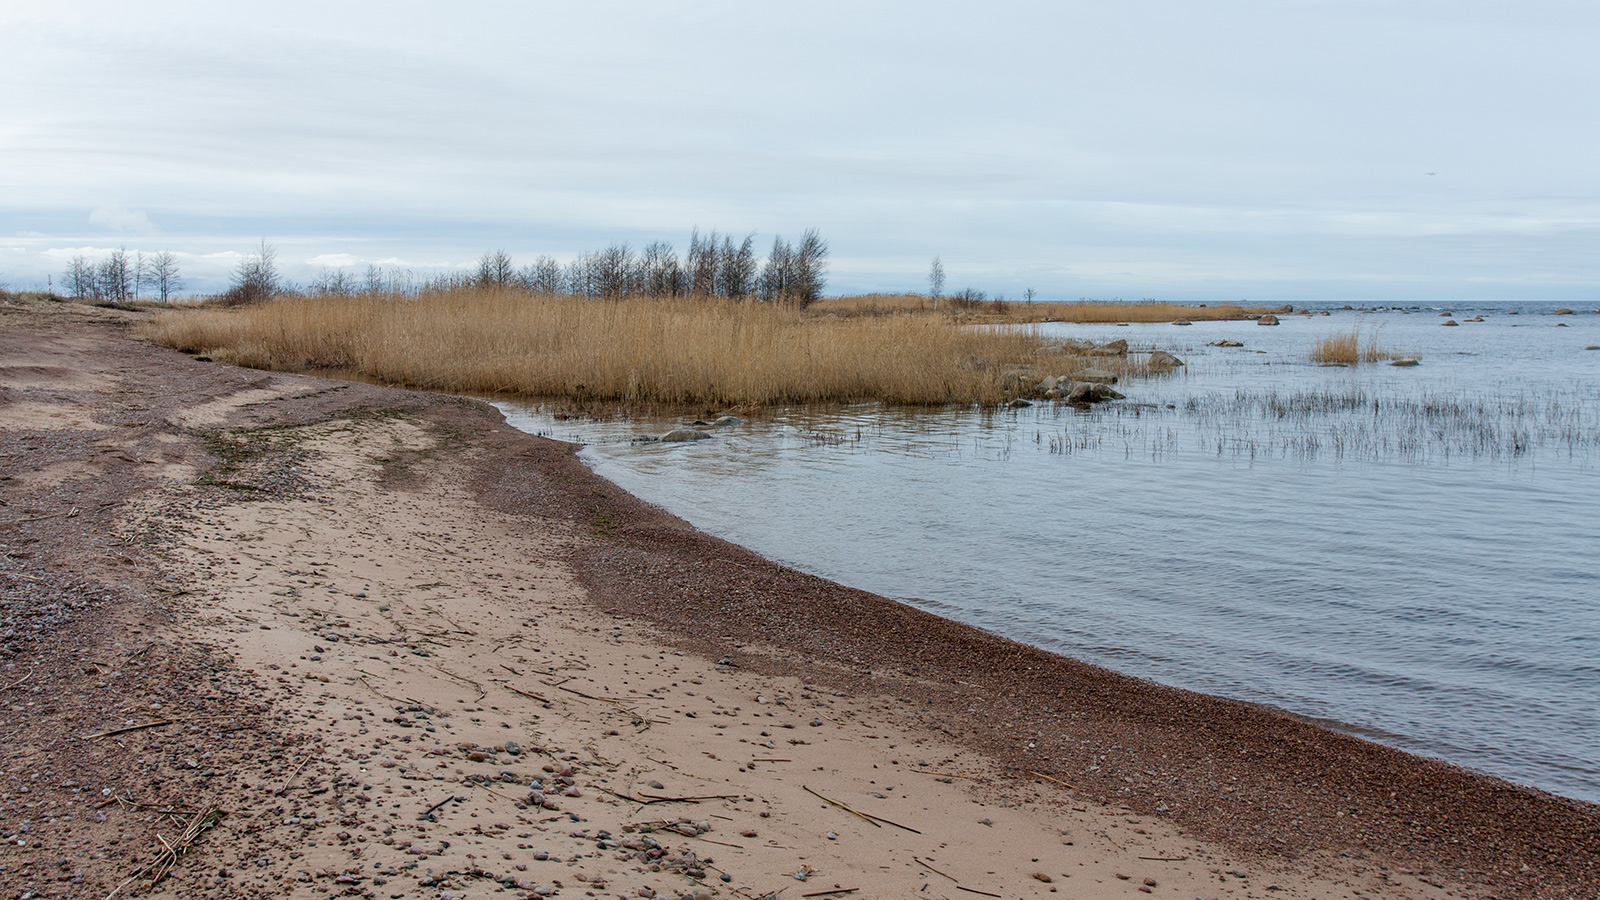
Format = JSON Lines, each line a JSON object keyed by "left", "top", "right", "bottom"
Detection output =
{"left": 1, "top": 296, "right": 1594, "bottom": 900}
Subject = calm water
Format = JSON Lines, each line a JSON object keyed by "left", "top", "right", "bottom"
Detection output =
{"left": 498, "top": 301, "right": 1600, "bottom": 802}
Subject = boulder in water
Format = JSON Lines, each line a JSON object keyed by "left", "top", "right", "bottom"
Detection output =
{"left": 660, "top": 427, "right": 711, "bottom": 442}
{"left": 1553, "top": 308, "right": 1575, "bottom": 315}
{"left": 1077, "top": 368, "right": 1118, "bottom": 384}
{"left": 1209, "top": 339, "right": 1244, "bottom": 347}
{"left": 1148, "top": 350, "right": 1185, "bottom": 368}
{"left": 1066, "top": 382, "right": 1124, "bottom": 403}
{"left": 1088, "top": 339, "right": 1128, "bottom": 357}
{"left": 1441, "top": 319, "right": 1459, "bottom": 326}
{"left": 1172, "top": 318, "right": 1193, "bottom": 326}
{"left": 712, "top": 415, "right": 742, "bottom": 427}
{"left": 1390, "top": 358, "right": 1421, "bottom": 367}
{"left": 1256, "top": 314, "right": 1279, "bottom": 326}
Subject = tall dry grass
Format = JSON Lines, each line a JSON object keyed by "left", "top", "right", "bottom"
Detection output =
{"left": 1310, "top": 328, "right": 1409, "bottom": 365}
{"left": 140, "top": 289, "right": 1107, "bottom": 406}
{"left": 811, "top": 295, "right": 1269, "bottom": 323}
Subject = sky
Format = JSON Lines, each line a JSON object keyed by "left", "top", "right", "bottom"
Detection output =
{"left": 3, "top": 0, "right": 1599, "bottom": 300}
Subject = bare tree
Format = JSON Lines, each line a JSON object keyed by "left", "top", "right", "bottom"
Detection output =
{"left": 687, "top": 229, "right": 721, "bottom": 297}
{"left": 566, "top": 252, "right": 599, "bottom": 298}
{"left": 1023, "top": 287, "right": 1036, "bottom": 303}
{"left": 791, "top": 229, "right": 829, "bottom": 307}
{"left": 147, "top": 251, "right": 183, "bottom": 302}
{"left": 521, "top": 256, "right": 565, "bottom": 294}
{"left": 312, "top": 267, "right": 357, "bottom": 295}
{"left": 759, "top": 236, "right": 795, "bottom": 302}
{"left": 63, "top": 254, "right": 96, "bottom": 299}
{"left": 97, "top": 247, "right": 132, "bottom": 303}
{"left": 638, "top": 242, "right": 681, "bottom": 298}
{"left": 718, "top": 234, "right": 758, "bottom": 299}
{"left": 228, "top": 239, "right": 280, "bottom": 304}
{"left": 477, "top": 249, "right": 515, "bottom": 288}
{"left": 929, "top": 256, "right": 945, "bottom": 305}
{"left": 590, "top": 243, "right": 637, "bottom": 299}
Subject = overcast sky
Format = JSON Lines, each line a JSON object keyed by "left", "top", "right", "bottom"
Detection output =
{"left": 3, "top": 1, "right": 1598, "bottom": 299}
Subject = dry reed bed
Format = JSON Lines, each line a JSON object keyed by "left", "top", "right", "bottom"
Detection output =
{"left": 140, "top": 290, "right": 1124, "bottom": 406}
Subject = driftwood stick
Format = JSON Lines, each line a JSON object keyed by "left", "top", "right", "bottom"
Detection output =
{"left": 914, "top": 769, "right": 985, "bottom": 781}
{"left": 914, "top": 857, "right": 957, "bottom": 882}
{"left": 274, "top": 751, "right": 315, "bottom": 796}
{"left": 638, "top": 792, "right": 744, "bottom": 804}
{"left": 503, "top": 684, "right": 551, "bottom": 703}
{"left": 801, "top": 785, "right": 921, "bottom": 834}
{"left": 420, "top": 794, "right": 461, "bottom": 820}
{"left": 82, "top": 720, "right": 173, "bottom": 739}
{"left": 1029, "top": 770, "right": 1073, "bottom": 789}
{"left": 802, "top": 785, "right": 879, "bottom": 828}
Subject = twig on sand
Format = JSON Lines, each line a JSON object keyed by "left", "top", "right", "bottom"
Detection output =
{"left": 0, "top": 664, "right": 41, "bottom": 693}
{"left": 802, "top": 890, "right": 859, "bottom": 898}
{"left": 503, "top": 684, "right": 551, "bottom": 703}
{"left": 543, "top": 681, "right": 649, "bottom": 726}
{"left": 105, "top": 805, "right": 224, "bottom": 900}
{"left": 914, "top": 769, "right": 985, "bottom": 781}
{"left": 464, "top": 780, "right": 518, "bottom": 803}
{"left": 1029, "top": 770, "right": 1073, "bottom": 789}
{"left": 1139, "top": 856, "right": 1190, "bottom": 862}
{"left": 420, "top": 794, "right": 462, "bottom": 821}
{"left": 803, "top": 785, "right": 878, "bottom": 827}
{"left": 82, "top": 720, "right": 173, "bottom": 739}
{"left": 603, "top": 786, "right": 747, "bottom": 806}
{"left": 914, "top": 858, "right": 957, "bottom": 882}
{"left": 430, "top": 664, "right": 487, "bottom": 701}
{"left": 274, "top": 751, "right": 316, "bottom": 796}
{"left": 806, "top": 784, "right": 921, "bottom": 832}
{"left": 81, "top": 714, "right": 247, "bottom": 740}
{"left": 956, "top": 887, "right": 1003, "bottom": 898}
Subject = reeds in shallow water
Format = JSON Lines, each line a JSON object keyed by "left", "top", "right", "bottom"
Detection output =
{"left": 1310, "top": 327, "right": 1409, "bottom": 365}
{"left": 1033, "top": 383, "right": 1600, "bottom": 463}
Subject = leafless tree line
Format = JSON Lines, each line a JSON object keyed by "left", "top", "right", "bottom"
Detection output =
{"left": 454, "top": 228, "right": 830, "bottom": 305}
{"left": 63, "top": 247, "right": 183, "bottom": 303}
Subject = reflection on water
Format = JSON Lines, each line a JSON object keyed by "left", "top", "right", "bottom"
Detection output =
{"left": 498, "top": 302, "right": 1600, "bottom": 802}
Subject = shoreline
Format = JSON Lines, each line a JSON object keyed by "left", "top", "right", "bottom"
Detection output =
{"left": 1, "top": 297, "right": 1596, "bottom": 899}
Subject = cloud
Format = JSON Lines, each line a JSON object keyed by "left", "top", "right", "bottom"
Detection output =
{"left": 88, "top": 204, "right": 156, "bottom": 233}
{"left": 308, "top": 253, "right": 362, "bottom": 267}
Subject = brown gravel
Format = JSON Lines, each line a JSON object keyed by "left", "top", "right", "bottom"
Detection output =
{"left": 2, "top": 295, "right": 1596, "bottom": 899}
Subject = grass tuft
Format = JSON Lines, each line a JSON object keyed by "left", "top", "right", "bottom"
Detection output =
{"left": 1310, "top": 327, "right": 1410, "bottom": 365}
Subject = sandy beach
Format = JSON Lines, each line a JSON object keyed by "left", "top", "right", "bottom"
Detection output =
{"left": 2, "top": 297, "right": 1596, "bottom": 900}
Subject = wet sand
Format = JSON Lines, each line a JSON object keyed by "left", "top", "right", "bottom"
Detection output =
{"left": 1, "top": 297, "right": 1595, "bottom": 899}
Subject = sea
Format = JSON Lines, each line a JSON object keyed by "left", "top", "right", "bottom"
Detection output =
{"left": 496, "top": 301, "right": 1600, "bottom": 803}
